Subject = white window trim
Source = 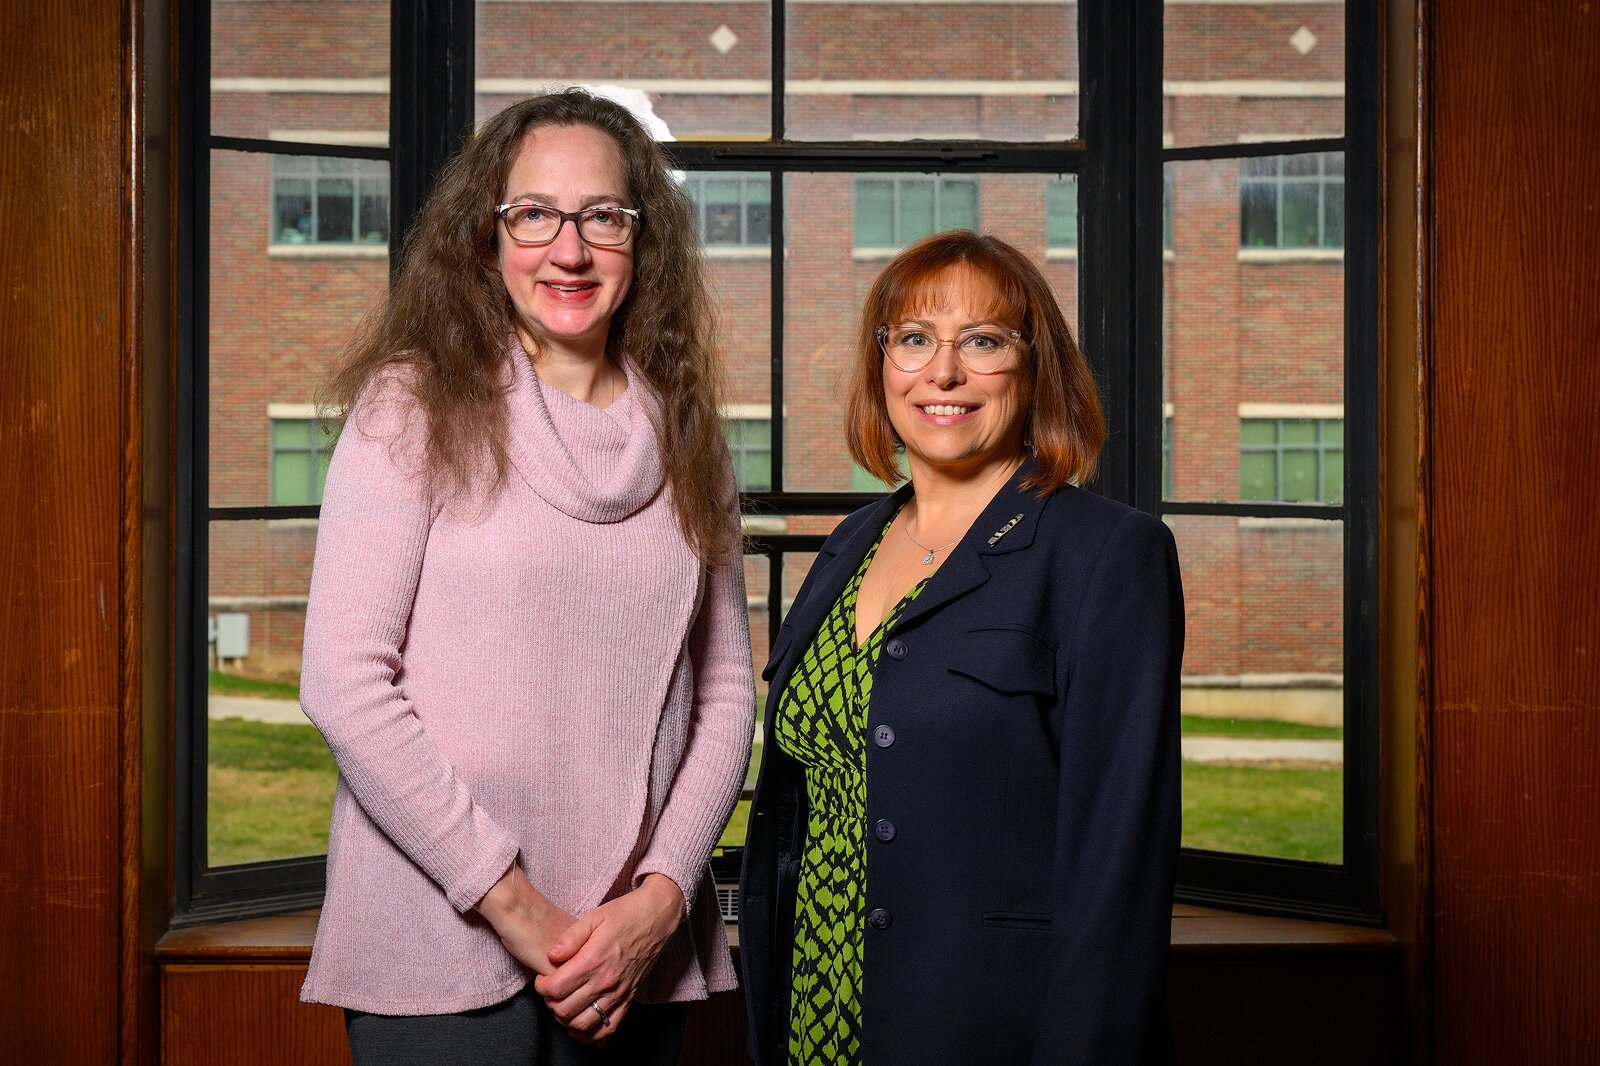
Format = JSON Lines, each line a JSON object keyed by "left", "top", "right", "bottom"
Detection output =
{"left": 1239, "top": 403, "right": 1344, "bottom": 419}
{"left": 268, "top": 244, "right": 389, "bottom": 259}
{"left": 268, "top": 129, "right": 388, "bottom": 147}
{"left": 704, "top": 246, "right": 772, "bottom": 260}
{"left": 1237, "top": 247, "right": 1343, "bottom": 263}
{"left": 267, "top": 403, "right": 321, "bottom": 420}
{"left": 721, "top": 403, "right": 773, "bottom": 421}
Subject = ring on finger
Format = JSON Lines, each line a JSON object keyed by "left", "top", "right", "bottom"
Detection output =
{"left": 590, "top": 999, "right": 611, "bottom": 1025}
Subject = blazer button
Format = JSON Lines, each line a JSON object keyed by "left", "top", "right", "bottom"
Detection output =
{"left": 886, "top": 638, "right": 908, "bottom": 660}
{"left": 874, "top": 818, "right": 896, "bottom": 842}
{"left": 873, "top": 724, "right": 896, "bottom": 748}
{"left": 867, "top": 907, "right": 893, "bottom": 930}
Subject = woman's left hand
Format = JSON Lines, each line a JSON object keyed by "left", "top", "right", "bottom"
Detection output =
{"left": 533, "top": 873, "right": 686, "bottom": 1044}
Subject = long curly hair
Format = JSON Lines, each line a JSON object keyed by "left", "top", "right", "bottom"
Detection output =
{"left": 321, "top": 88, "right": 732, "bottom": 561}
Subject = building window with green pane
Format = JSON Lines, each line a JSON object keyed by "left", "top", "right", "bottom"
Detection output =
{"left": 723, "top": 416, "right": 772, "bottom": 492}
{"left": 854, "top": 175, "right": 978, "bottom": 250}
{"left": 1239, "top": 418, "right": 1344, "bottom": 504}
{"left": 271, "top": 156, "right": 390, "bottom": 245}
{"left": 685, "top": 173, "right": 771, "bottom": 247}
{"left": 1046, "top": 176, "right": 1078, "bottom": 250}
{"left": 270, "top": 418, "right": 333, "bottom": 504}
{"left": 1239, "top": 153, "right": 1344, "bottom": 250}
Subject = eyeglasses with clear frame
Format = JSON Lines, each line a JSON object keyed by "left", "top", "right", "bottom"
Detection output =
{"left": 875, "top": 324, "right": 1026, "bottom": 375}
{"left": 494, "top": 202, "right": 643, "bottom": 247}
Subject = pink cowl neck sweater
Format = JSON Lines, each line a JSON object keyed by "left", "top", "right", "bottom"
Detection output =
{"left": 298, "top": 343, "right": 754, "bottom": 1015}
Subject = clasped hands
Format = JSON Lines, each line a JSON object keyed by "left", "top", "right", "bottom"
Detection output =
{"left": 477, "top": 865, "right": 685, "bottom": 1045}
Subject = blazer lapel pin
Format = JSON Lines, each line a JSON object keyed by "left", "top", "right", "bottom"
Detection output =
{"left": 987, "top": 513, "right": 1025, "bottom": 546}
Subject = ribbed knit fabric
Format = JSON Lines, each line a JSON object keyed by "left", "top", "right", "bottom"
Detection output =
{"left": 298, "top": 341, "right": 754, "bottom": 1016}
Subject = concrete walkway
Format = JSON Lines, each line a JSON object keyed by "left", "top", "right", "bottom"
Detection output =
{"left": 208, "top": 695, "right": 310, "bottom": 726}
{"left": 1181, "top": 736, "right": 1342, "bottom": 766}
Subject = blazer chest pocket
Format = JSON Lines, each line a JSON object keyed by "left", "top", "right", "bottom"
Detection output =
{"left": 946, "top": 627, "right": 1056, "bottom": 696}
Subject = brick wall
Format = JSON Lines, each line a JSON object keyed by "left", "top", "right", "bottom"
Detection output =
{"left": 206, "top": 1, "right": 1347, "bottom": 684}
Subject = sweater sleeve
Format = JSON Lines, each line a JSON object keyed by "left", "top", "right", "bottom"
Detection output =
{"left": 1031, "top": 509, "right": 1184, "bottom": 1066}
{"left": 299, "top": 380, "right": 520, "bottom": 913}
{"left": 632, "top": 507, "right": 757, "bottom": 908}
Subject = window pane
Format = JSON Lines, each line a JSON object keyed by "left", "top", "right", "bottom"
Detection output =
{"left": 1046, "top": 176, "right": 1078, "bottom": 248}
{"left": 274, "top": 178, "right": 313, "bottom": 244}
{"left": 207, "top": 519, "right": 335, "bottom": 866}
{"left": 1281, "top": 450, "right": 1319, "bottom": 501}
{"left": 1323, "top": 184, "right": 1346, "bottom": 249}
{"left": 854, "top": 179, "right": 895, "bottom": 248}
{"left": 1164, "top": 2, "right": 1344, "bottom": 147}
{"left": 1163, "top": 158, "right": 1345, "bottom": 504}
{"left": 1323, "top": 449, "right": 1344, "bottom": 504}
{"left": 210, "top": 150, "right": 389, "bottom": 508}
{"left": 787, "top": 172, "right": 1079, "bottom": 490}
{"left": 1239, "top": 181, "right": 1278, "bottom": 248}
{"left": 1280, "top": 182, "right": 1322, "bottom": 248}
{"left": 1281, "top": 419, "right": 1317, "bottom": 444}
{"left": 1239, "top": 452, "right": 1277, "bottom": 500}
{"left": 357, "top": 182, "right": 391, "bottom": 244}
{"left": 476, "top": 1, "right": 772, "bottom": 139}
{"left": 315, "top": 177, "right": 355, "bottom": 242}
{"left": 1166, "top": 514, "right": 1344, "bottom": 864}
{"left": 940, "top": 180, "right": 979, "bottom": 232}
{"left": 898, "top": 180, "right": 936, "bottom": 244}
{"left": 211, "top": 2, "right": 390, "bottom": 143}
{"left": 786, "top": 1, "right": 1078, "bottom": 141}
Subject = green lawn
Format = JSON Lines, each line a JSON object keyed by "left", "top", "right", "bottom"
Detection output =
{"left": 1181, "top": 762, "right": 1342, "bottom": 863}
{"left": 1180, "top": 715, "right": 1342, "bottom": 740}
{"left": 207, "top": 718, "right": 335, "bottom": 866}
{"left": 208, "top": 722, "right": 1341, "bottom": 867}
{"left": 208, "top": 669, "right": 300, "bottom": 700}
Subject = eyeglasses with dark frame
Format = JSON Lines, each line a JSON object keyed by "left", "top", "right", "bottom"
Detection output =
{"left": 875, "top": 324, "right": 1026, "bottom": 375}
{"left": 494, "top": 202, "right": 643, "bottom": 247}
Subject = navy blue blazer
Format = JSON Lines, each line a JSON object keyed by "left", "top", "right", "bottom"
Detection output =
{"left": 738, "top": 464, "right": 1184, "bottom": 1066}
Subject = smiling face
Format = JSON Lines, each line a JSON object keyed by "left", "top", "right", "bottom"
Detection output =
{"left": 881, "top": 263, "right": 1032, "bottom": 481}
{"left": 496, "top": 123, "right": 635, "bottom": 362}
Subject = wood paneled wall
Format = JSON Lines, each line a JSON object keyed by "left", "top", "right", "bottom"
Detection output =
{"left": 1423, "top": 0, "right": 1600, "bottom": 1061}
{"left": 0, "top": 0, "right": 151, "bottom": 1061}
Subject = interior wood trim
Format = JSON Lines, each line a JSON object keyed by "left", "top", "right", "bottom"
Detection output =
{"left": 157, "top": 905, "right": 1399, "bottom": 967}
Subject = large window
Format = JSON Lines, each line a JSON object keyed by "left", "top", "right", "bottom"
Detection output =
{"left": 179, "top": 0, "right": 1378, "bottom": 925}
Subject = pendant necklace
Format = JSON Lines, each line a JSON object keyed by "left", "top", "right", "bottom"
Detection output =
{"left": 902, "top": 518, "right": 960, "bottom": 566}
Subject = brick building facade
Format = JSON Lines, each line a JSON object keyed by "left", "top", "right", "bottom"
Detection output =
{"left": 206, "top": 0, "right": 1347, "bottom": 726}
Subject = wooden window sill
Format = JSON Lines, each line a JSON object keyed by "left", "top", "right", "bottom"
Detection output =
{"left": 156, "top": 903, "right": 1397, "bottom": 964}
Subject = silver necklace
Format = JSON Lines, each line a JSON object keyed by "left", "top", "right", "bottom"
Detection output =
{"left": 902, "top": 519, "right": 960, "bottom": 566}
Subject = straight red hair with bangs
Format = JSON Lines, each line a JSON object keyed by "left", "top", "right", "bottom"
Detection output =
{"left": 845, "top": 230, "right": 1105, "bottom": 493}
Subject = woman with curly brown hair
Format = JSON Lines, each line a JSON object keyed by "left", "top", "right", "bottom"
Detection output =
{"left": 297, "top": 89, "right": 754, "bottom": 1065}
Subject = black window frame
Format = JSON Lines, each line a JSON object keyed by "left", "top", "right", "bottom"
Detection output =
{"left": 175, "top": 0, "right": 1382, "bottom": 927}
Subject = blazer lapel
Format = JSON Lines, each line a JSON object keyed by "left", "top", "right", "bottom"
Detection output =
{"left": 772, "top": 487, "right": 910, "bottom": 670}
{"left": 888, "top": 461, "right": 1045, "bottom": 635}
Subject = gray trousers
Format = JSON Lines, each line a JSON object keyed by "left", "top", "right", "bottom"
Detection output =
{"left": 345, "top": 986, "right": 689, "bottom": 1066}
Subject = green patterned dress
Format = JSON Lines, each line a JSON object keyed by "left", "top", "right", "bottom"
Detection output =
{"left": 773, "top": 520, "right": 928, "bottom": 1066}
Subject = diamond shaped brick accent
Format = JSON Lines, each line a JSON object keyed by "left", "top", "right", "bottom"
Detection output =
{"left": 1290, "top": 26, "right": 1318, "bottom": 55}
{"left": 710, "top": 25, "right": 739, "bottom": 54}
